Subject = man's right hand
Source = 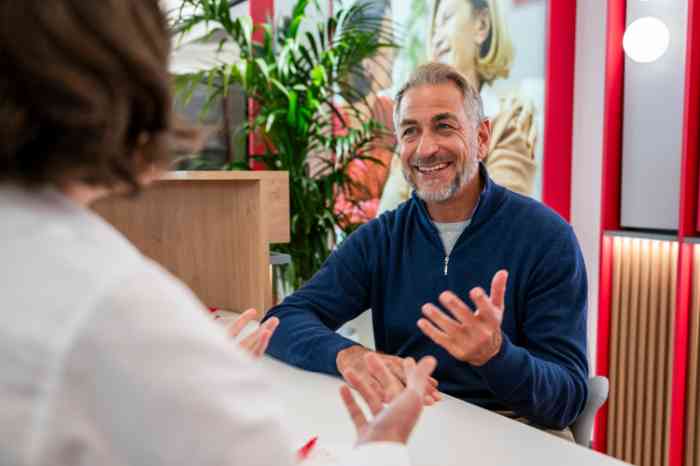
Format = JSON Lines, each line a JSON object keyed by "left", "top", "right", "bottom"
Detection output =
{"left": 339, "top": 354, "right": 438, "bottom": 445}
{"left": 336, "top": 345, "right": 441, "bottom": 405}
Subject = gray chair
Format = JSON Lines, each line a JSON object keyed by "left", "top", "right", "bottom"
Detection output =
{"left": 571, "top": 376, "right": 610, "bottom": 447}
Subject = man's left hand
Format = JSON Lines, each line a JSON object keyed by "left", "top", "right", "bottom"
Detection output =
{"left": 418, "top": 270, "right": 508, "bottom": 366}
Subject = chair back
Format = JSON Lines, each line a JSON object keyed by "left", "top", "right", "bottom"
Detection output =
{"left": 571, "top": 376, "right": 610, "bottom": 447}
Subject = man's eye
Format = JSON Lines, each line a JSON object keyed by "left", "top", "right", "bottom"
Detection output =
{"left": 402, "top": 128, "right": 416, "bottom": 137}
{"left": 437, "top": 123, "right": 453, "bottom": 130}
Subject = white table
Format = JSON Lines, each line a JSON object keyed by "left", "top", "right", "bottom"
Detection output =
{"left": 259, "top": 356, "right": 628, "bottom": 466}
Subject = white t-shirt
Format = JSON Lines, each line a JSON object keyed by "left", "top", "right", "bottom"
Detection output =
{"left": 0, "top": 185, "right": 409, "bottom": 466}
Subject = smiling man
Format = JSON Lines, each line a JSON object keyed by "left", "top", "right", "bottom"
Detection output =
{"left": 264, "top": 63, "right": 589, "bottom": 436}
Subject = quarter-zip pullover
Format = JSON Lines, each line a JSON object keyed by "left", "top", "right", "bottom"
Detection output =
{"left": 265, "top": 164, "right": 589, "bottom": 430}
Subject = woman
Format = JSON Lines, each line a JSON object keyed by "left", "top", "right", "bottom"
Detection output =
{"left": 0, "top": 1, "right": 435, "bottom": 465}
{"left": 379, "top": 0, "right": 537, "bottom": 212}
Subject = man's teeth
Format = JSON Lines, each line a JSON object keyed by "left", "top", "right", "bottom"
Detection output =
{"left": 417, "top": 163, "right": 448, "bottom": 173}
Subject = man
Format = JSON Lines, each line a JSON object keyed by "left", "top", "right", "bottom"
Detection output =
{"left": 265, "top": 62, "right": 589, "bottom": 433}
{"left": 0, "top": 1, "right": 436, "bottom": 465}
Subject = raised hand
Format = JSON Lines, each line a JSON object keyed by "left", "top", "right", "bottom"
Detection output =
{"left": 336, "top": 345, "right": 441, "bottom": 405}
{"left": 339, "top": 354, "right": 438, "bottom": 445}
{"left": 418, "top": 270, "right": 508, "bottom": 366}
{"left": 227, "top": 308, "right": 279, "bottom": 358}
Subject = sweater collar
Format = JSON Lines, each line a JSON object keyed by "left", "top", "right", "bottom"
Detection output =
{"left": 410, "top": 162, "right": 505, "bottom": 231}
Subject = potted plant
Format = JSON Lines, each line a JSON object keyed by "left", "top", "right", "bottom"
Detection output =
{"left": 172, "top": 0, "right": 397, "bottom": 289}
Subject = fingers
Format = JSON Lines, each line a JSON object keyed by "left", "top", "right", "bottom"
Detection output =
{"left": 404, "top": 356, "right": 437, "bottom": 395}
{"left": 469, "top": 287, "right": 501, "bottom": 325}
{"left": 380, "top": 356, "right": 408, "bottom": 386}
{"left": 251, "top": 329, "right": 272, "bottom": 357}
{"left": 260, "top": 316, "right": 280, "bottom": 336}
{"left": 437, "top": 291, "right": 475, "bottom": 325}
{"left": 238, "top": 317, "right": 279, "bottom": 358}
{"left": 426, "top": 379, "right": 442, "bottom": 404}
{"left": 344, "top": 369, "right": 384, "bottom": 416}
{"left": 340, "top": 385, "right": 367, "bottom": 432}
{"left": 366, "top": 353, "right": 403, "bottom": 402}
{"left": 376, "top": 354, "right": 441, "bottom": 405}
{"left": 489, "top": 270, "right": 508, "bottom": 311}
{"left": 421, "top": 303, "right": 461, "bottom": 333}
{"left": 227, "top": 308, "right": 258, "bottom": 339}
{"left": 417, "top": 317, "right": 451, "bottom": 348}
{"left": 415, "top": 356, "right": 438, "bottom": 380}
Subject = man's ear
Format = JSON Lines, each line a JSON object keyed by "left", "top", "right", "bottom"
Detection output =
{"left": 477, "top": 118, "right": 491, "bottom": 161}
{"left": 473, "top": 7, "right": 491, "bottom": 48}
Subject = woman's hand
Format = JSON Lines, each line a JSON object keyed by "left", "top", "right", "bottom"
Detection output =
{"left": 227, "top": 308, "right": 279, "bottom": 358}
{"left": 339, "top": 354, "right": 438, "bottom": 445}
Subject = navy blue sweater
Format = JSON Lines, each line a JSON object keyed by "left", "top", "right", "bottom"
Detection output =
{"left": 265, "top": 167, "right": 589, "bottom": 429}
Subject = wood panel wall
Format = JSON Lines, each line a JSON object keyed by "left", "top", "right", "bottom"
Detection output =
{"left": 607, "top": 237, "right": 678, "bottom": 466}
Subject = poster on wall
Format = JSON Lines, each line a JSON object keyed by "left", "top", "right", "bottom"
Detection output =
{"left": 336, "top": 0, "right": 549, "bottom": 220}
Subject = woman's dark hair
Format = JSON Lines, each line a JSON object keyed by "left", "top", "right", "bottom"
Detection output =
{"left": 0, "top": 0, "right": 173, "bottom": 192}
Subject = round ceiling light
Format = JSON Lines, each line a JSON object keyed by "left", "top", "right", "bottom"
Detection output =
{"left": 622, "top": 17, "right": 670, "bottom": 63}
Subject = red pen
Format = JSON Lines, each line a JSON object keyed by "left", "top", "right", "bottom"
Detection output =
{"left": 297, "top": 436, "right": 318, "bottom": 461}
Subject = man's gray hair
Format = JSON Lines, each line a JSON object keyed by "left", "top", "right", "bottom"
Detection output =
{"left": 393, "top": 62, "right": 485, "bottom": 134}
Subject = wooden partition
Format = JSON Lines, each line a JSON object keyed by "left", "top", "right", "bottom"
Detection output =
{"left": 606, "top": 235, "right": 678, "bottom": 466}
{"left": 93, "top": 171, "right": 289, "bottom": 316}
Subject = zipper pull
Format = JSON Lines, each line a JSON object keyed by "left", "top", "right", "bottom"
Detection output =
{"left": 444, "top": 256, "right": 449, "bottom": 276}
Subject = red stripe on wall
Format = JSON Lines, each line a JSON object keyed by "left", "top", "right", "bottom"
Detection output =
{"left": 670, "top": 0, "right": 700, "bottom": 464}
{"left": 248, "top": 0, "right": 274, "bottom": 169}
{"left": 541, "top": 0, "right": 576, "bottom": 221}
{"left": 681, "top": 0, "right": 700, "bottom": 237}
{"left": 671, "top": 244, "right": 693, "bottom": 466}
{"left": 250, "top": 0, "right": 274, "bottom": 41}
{"left": 593, "top": 0, "right": 626, "bottom": 454}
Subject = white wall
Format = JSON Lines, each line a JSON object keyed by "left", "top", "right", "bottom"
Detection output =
{"left": 570, "top": 0, "right": 607, "bottom": 372}
{"left": 165, "top": 0, "right": 248, "bottom": 74}
{"left": 275, "top": 0, "right": 330, "bottom": 24}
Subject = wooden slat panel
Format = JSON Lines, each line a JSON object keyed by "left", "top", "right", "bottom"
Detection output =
{"left": 609, "top": 236, "right": 623, "bottom": 455}
{"left": 619, "top": 237, "right": 633, "bottom": 458}
{"left": 647, "top": 241, "right": 662, "bottom": 466}
{"left": 625, "top": 239, "right": 641, "bottom": 463}
{"left": 607, "top": 237, "right": 678, "bottom": 466}
{"left": 637, "top": 239, "right": 651, "bottom": 466}
{"left": 665, "top": 243, "right": 678, "bottom": 466}
{"left": 658, "top": 241, "right": 672, "bottom": 466}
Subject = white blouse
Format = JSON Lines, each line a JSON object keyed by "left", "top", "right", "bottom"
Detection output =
{"left": 0, "top": 185, "right": 409, "bottom": 466}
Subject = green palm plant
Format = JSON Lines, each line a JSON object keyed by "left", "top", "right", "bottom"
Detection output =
{"left": 172, "top": 0, "right": 398, "bottom": 289}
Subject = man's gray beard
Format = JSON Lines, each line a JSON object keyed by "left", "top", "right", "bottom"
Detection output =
{"left": 402, "top": 142, "right": 480, "bottom": 203}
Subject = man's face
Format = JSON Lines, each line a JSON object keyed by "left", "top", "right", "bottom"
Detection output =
{"left": 397, "top": 83, "right": 482, "bottom": 203}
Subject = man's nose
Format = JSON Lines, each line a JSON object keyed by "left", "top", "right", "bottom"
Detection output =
{"left": 416, "top": 132, "right": 439, "bottom": 158}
